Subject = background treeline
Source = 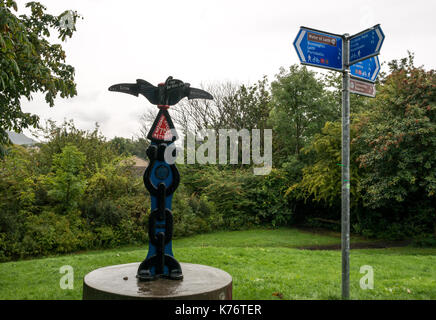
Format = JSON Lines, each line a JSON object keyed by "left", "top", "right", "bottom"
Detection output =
{"left": 0, "top": 52, "right": 435, "bottom": 261}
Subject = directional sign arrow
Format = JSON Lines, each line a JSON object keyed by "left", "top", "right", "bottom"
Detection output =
{"left": 349, "top": 24, "right": 385, "bottom": 65}
{"left": 293, "top": 27, "right": 343, "bottom": 71}
{"left": 350, "top": 56, "right": 380, "bottom": 83}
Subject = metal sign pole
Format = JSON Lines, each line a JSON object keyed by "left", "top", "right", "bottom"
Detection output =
{"left": 294, "top": 24, "right": 384, "bottom": 300}
{"left": 341, "top": 34, "right": 351, "bottom": 300}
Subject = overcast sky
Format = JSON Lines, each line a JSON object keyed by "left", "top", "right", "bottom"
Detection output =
{"left": 19, "top": 0, "right": 436, "bottom": 141}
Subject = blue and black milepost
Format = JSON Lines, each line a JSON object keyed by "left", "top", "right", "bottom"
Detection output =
{"left": 108, "top": 77, "right": 213, "bottom": 281}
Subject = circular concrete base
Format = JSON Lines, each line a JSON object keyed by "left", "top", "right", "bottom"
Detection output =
{"left": 83, "top": 262, "right": 232, "bottom": 300}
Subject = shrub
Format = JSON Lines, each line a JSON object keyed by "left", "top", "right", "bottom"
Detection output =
{"left": 45, "top": 144, "right": 87, "bottom": 214}
{"left": 81, "top": 199, "right": 128, "bottom": 227}
{"left": 20, "top": 210, "right": 89, "bottom": 256}
{"left": 412, "top": 234, "right": 436, "bottom": 247}
{"left": 93, "top": 226, "right": 116, "bottom": 248}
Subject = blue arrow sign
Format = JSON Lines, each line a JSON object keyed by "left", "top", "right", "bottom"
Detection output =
{"left": 293, "top": 27, "right": 343, "bottom": 71}
{"left": 350, "top": 56, "right": 380, "bottom": 83}
{"left": 349, "top": 25, "right": 384, "bottom": 65}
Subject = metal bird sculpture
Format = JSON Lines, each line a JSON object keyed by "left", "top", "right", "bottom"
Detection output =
{"left": 108, "top": 76, "right": 213, "bottom": 281}
{"left": 108, "top": 76, "right": 213, "bottom": 106}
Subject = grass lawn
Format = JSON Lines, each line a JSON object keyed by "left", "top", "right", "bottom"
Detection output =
{"left": 0, "top": 227, "right": 434, "bottom": 300}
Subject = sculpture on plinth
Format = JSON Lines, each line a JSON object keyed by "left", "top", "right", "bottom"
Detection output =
{"left": 108, "top": 77, "right": 213, "bottom": 281}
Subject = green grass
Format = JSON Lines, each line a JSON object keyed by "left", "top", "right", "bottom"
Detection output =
{"left": 0, "top": 227, "right": 434, "bottom": 300}
{"left": 174, "top": 227, "right": 370, "bottom": 248}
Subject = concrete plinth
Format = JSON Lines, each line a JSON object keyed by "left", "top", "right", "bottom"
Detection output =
{"left": 83, "top": 262, "right": 232, "bottom": 300}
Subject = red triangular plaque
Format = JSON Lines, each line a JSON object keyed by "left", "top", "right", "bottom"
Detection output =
{"left": 151, "top": 113, "right": 173, "bottom": 141}
{"left": 147, "top": 109, "right": 177, "bottom": 143}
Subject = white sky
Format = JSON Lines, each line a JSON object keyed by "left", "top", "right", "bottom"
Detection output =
{"left": 19, "top": 0, "right": 436, "bottom": 140}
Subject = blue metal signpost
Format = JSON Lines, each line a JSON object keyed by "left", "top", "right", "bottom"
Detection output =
{"left": 293, "top": 25, "right": 384, "bottom": 300}
{"left": 349, "top": 24, "right": 385, "bottom": 65}
{"left": 108, "top": 77, "right": 213, "bottom": 281}
{"left": 350, "top": 56, "right": 380, "bottom": 83}
{"left": 293, "top": 27, "right": 343, "bottom": 71}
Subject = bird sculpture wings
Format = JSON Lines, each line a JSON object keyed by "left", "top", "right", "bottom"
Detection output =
{"left": 108, "top": 76, "right": 213, "bottom": 106}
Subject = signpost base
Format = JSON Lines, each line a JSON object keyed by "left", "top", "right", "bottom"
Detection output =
{"left": 83, "top": 262, "right": 232, "bottom": 300}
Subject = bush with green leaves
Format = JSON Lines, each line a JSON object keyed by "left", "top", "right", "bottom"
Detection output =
{"left": 353, "top": 53, "right": 435, "bottom": 238}
{"left": 45, "top": 144, "right": 87, "bottom": 214}
{"left": 0, "top": 146, "right": 38, "bottom": 250}
{"left": 280, "top": 53, "right": 435, "bottom": 240}
{"left": 20, "top": 209, "right": 92, "bottom": 257}
{"left": 179, "top": 165, "right": 292, "bottom": 229}
{"left": 35, "top": 120, "right": 116, "bottom": 177}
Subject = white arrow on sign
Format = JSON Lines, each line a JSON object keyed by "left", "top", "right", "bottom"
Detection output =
{"left": 371, "top": 57, "right": 380, "bottom": 82}
{"left": 350, "top": 25, "right": 385, "bottom": 65}
{"left": 375, "top": 28, "right": 383, "bottom": 52}
{"left": 296, "top": 30, "right": 306, "bottom": 62}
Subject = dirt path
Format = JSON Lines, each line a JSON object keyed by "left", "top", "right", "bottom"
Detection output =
{"left": 296, "top": 240, "right": 411, "bottom": 250}
{"left": 295, "top": 227, "right": 412, "bottom": 250}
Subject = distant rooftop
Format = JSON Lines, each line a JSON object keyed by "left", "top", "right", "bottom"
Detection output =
{"left": 132, "top": 156, "right": 149, "bottom": 168}
{"left": 6, "top": 131, "right": 38, "bottom": 146}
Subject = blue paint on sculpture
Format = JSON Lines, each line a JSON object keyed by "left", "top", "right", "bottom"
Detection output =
{"left": 108, "top": 76, "right": 213, "bottom": 280}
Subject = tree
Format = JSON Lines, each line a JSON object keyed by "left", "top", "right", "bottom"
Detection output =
{"left": 355, "top": 53, "right": 435, "bottom": 207}
{"left": 269, "top": 65, "right": 338, "bottom": 165}
{"left": 46, "top": 144, "right": 86, "bottom": 213}
{"left": 0, "top": 145, "right": 37, "bottom": 243}
{"left": 286, "top": 119, "right": 364, "bottom": 207}
{"left": 108, "top": 137, "right": 134, "bottom": 156}
{"left": 171, "top": 81, "right": 240, "bottom": 133}
{"left": 108, "top": 136, "right": 149, "bottom": 160}
{"left": 35, "top": 119, "right": 115, "bottom": 177}
{"left": 354, "top": 53, "right": 435, "bottom": 228}
{"left": 218, "top": 76, "right": 272, "bottom": 131}
{"left": 142, "top": 79, "right": 271, "bottom": 168}
{"left": 350, "top": 53, "right": 435, "bottom": 238}
{"left": 0, "top": 0, "right": 80, "bottom": 156}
